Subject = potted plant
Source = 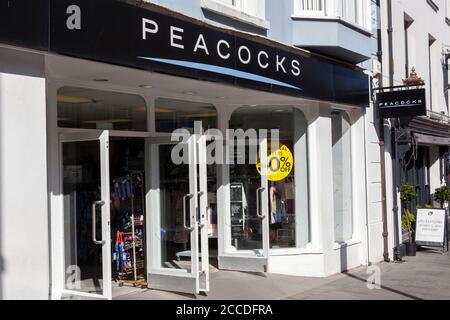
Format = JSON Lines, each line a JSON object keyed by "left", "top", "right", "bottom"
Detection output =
{"left": 400, "top": 183, "right": 417, "bottom": 256}
{"left": 433, "top": 185, "right": 450, "bottom": 208}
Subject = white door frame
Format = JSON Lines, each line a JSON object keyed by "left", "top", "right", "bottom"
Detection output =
{"left": 218, "top": 137, "right": 270, "bottom": 273}
{"left": 146, "top": 134, "right": 210, "bottom": 295}
{"left": 59, "top": 130, "right": 112, "bottom": 300}
{"left": 198, "top": 134, "right": 210, "bottom": 292}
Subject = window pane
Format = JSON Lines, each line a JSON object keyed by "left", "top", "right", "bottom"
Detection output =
{"left": 299, "top": 0, "right": 324, "bottom": 11}
{"left": 215, "top": 0, "right": 264, "bottom": 18}
{"left": 58, "top": 87, "right": 147, "bottom": 131}
{"left": 62, "top": 140, "right": 103, "bottom": 295}
{"left": 332, "top": 110, "right": 353, "bottom": 242}
{"left": 155, "top": 98, "right": 217, "bottom": 133}
{"left": 229, "top": 107, "right": 309, "bottom": 249}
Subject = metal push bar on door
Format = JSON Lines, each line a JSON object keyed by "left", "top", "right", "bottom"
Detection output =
{"left": 92, "top": 200, "right": 106, "bottom": 245}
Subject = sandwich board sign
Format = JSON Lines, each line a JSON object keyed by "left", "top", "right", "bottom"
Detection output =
{"left": 415, "top": 209, "right": 448, "bottom": 252}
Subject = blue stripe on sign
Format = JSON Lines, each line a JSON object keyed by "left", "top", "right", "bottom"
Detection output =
{"left": 137, "top": 57, "right": 302, "bottom": 91}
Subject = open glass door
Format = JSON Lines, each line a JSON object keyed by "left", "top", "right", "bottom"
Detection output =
{"left": 60, "top": 131, "right": 112, "bottom": 300}
{"left": 147, "top": 135, "right": 209, "bottom": 295}
{"left": 219, "top": 138, "right": 270, "bottom": 273}
{"left": 197, "top": 134, "right": 210, "bottom": 293}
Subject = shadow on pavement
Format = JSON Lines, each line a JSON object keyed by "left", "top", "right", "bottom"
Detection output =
{"left": 342, "top": 271, "right": 424, "bottom": 300}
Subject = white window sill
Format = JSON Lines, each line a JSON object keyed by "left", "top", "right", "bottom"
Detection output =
{"left": 269, "top": 243, "right": 323, "bottom": 256}
{"left": 291, "top": 14, "right": 372, "bottom": 36}
{"left": 201, "top": 0, "right": 270, "bottom": 30}
{"left": 269, "top": 248, "right": 323, "bottom": 256}
{"left": 333, "top": 239, "right": 362, "bottom": 250}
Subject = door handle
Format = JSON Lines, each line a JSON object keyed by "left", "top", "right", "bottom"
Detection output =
{"left": 256, "top": 187, "right": 266, "bottom": 220}
{"left": 183, "top": 194, "right": 195, "bottom": 232}
{"left": 92, "top": 200, "right": 106, "bottom": 245}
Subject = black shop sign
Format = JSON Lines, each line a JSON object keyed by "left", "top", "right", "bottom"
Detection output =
{"left": 0, "top": 0, "right": 369, "bottom": 106}
{"left": 377, "top": 88, "right": 427, "bottom": 118}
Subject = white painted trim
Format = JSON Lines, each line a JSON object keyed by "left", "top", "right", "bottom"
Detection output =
{"left": 269, "top": 248, "right": 323, "bottom": 256}
{"left": 61, "top": 290, "right": 107, "bottom": 300}
{"left": 290, "top": 14, "right": 372, "bottom": 35}
{"left": 201, "top": 0, "right": 270, "bottom": 30}
{"left": 58, "top": 128, "right": 151, "bottom": 138}
{"left": 47, "top": 81, "right": 64, "bottom": 300}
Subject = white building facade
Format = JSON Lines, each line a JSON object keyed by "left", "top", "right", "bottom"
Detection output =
{"left": 378, "top": 0, "right": 450, "bottom": 259}
{"left": 0, "top": 0, "right": 384, "bottom": 300}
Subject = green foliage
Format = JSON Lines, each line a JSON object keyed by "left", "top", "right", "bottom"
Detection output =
{"left": 401, "top": 208, "right": 416, "bottom": 232}
{"left": 417, "top": 204, "right": 434, "bottom": 209}
{"left": 400, "top": 183, "right": 417, "bottom": 205}
{"left": 433, "top": 186, "right": 450, "bottom": 208}
{"left": 400, "top": 183, "right": 417, "bottom": 241}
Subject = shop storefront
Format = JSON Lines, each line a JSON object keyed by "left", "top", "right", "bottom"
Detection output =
{"left": 0, "top": 0, "right": 369, "bottom": 299}
{"left": 377, "top": 83, "right": 450, "bottom": 259}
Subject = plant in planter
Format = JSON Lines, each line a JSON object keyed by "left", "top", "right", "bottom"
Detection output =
{"left": 401, "top": 208, "right": 415, "bottom": 240}
{"left": 400, "top": 183, "right": 417, "bottom": 256}
{"left": 433, "top": 185, "right": 450, "bottom": 208}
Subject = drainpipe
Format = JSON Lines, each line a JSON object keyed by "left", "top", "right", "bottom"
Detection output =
{"left": 386, "top": 0, "right": 402, "bottom": 261}
{"left": 387, "top": 0, "right": 394, "bottom": 86}
{"left": 379, "top": 138, "right": 391, "bottom": 262}
{"left": 376, "top": 0, "right": 391, "bottom": 262}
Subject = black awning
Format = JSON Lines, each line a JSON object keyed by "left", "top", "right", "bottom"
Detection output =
{"left": 0, "top": 0, "right": 369, "bottom": 107}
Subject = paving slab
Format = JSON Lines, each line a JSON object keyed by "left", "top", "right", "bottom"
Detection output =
{"left": 115, "top": 248, "right": 450, "bottom": 300}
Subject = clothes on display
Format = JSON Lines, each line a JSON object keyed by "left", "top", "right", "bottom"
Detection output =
{"left": 111, "top": 170, "right": 147, "bottom": 288}
{"left": 113, "top": 175, "right": 133, "bottom": 200}
{"left": 269, "top": 185, "right": 281, "bottom": 224}
{"left": 269, "top": 176, "right": 296, "bottom": 248}
{"left": 113, "top": 231, "right": 127, "bottom": 272}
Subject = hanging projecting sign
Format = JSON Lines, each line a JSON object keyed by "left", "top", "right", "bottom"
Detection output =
{"left": 415, "top": 209, "right": 447, "bottom": 248}
{"left": 377, "top": 88, "right": 426, "bottom": 118}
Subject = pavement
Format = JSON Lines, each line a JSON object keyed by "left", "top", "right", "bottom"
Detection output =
{"left": 114, "top": 247, "right": 450, "bottom": 300}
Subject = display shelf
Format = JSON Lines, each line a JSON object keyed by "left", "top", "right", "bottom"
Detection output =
{"left": 113, "top": 171, "right": 147, "bottom": 288}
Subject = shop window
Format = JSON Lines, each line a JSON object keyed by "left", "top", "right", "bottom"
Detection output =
{"left": 57, "top": 87, "right": 147, "bottom": 131}
{"left": 401, "top": 146, "right": 432, "bottom": 208}
{"left": 229, "top": 107, "right": 309, "bottom": 249}
{"left": 154, "top": 98, "right": 218, "bottom": 268}
{"left": 155, "top": 98, "right": 217, "bottom": 133}
{"left": 338, "top": 0, "right": 370, "bottom": 29}
{"left": 295, "top": 0, "right": 326, "bottom": 16}
{"left": 331, "top": 110, "right": 353, "bottom": 243}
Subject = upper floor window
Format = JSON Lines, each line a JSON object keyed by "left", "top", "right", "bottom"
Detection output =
{"left": 215, "top": 0, "right": 265, "bottom": 19}
{"left": 294, "top": 0, "right": 371, "bottom": 30}
{"left": 295, "top": 0, "right": 325, "bottom": 16}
